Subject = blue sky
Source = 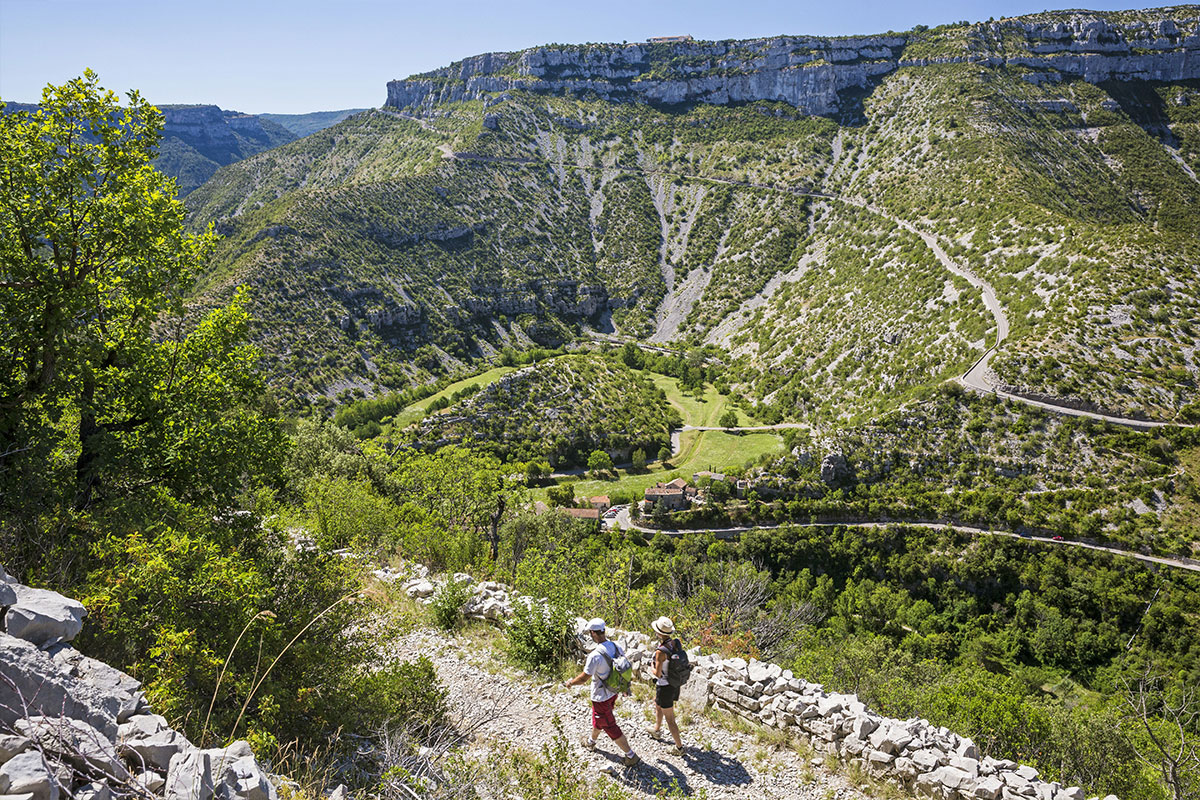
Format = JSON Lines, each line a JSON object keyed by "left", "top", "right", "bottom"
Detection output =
{"left": 1, "top": 0, "right": 1154, "bottom": 113}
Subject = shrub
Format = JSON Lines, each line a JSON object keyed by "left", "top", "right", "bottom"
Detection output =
{"left": 506, "top": 598, "right": 577, "bottom": 674}
{"left": 506, "top": 546, "right": 581, "bottom": 673}
{"left": 352, "top": 657, "right": 448, "bottom": 739}
{"left": 79, "top": 520, "right": 367, "bottom": 748}
{"left": 429, "top": 578, "right": 472, "bottom": 631}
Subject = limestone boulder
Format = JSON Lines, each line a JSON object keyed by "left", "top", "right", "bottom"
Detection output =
{"left": 0, "top": 633, "right": 119, "bottom": 740}
{"left": 0, "top": 734, "right": 30, "bottom": 761}
{"left": 165, "top": 741, "right": 276, "bottom": 800}
{"left": 0, "top": 750, "right": 59, "bottom": 800}
{"left": 121, "top": 728, "right": 194, "bottom": 772}
{"left": 5, "top": 586, "right": 86, "bottom": 649}
{"left": 15, "top": 716, "right": 128, "bottom": 783}
{"left": 403, "top": 580, "right": 435, "bottom": 599}
{"left": 50, "top": 647, "right": 146, "bottom": 722}
{"left": 74, "top": 781, "right": 111, "bottom": 800}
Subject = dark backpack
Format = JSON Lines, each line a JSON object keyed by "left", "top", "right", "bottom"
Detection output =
{"left": 659, "top": 638, "right": 692, "bottom": 688}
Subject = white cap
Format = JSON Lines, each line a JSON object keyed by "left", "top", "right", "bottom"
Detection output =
{"left": 585, "top": 618, "right": 606, "bottom": 632}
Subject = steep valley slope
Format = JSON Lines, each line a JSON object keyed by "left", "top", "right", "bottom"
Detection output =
{"left": 186, "top": 7, "right": 1200, "bottom": 424}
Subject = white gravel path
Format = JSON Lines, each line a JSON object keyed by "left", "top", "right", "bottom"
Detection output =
{"left": 382, "top": 629, "right": 885, "bottom": 800}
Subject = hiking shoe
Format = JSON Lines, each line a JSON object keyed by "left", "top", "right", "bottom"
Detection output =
{"left": 580, "top": 736, "right": 596, "bottom": 751}
{"left": 644, "top": 726, "right": 665, "bottom": 740}
{"left": 621, "top": 753, "right": 641, "bottom": 767}
{"left": 669, "top": 744, "right": 685, "bottom": 756}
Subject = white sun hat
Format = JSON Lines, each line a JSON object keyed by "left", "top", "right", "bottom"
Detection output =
{"left": 585, "top": 618, "right": 607, "bottom": 632}
{"left": 651, "top": 616, "right": 676, "bottom": 636}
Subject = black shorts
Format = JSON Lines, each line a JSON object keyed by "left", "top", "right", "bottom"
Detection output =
{"left": 655, "top": 683, "right": 680, "bottom": 709}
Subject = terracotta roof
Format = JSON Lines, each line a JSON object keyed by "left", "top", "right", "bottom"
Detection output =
{"left": 566, "top": 507, "right": 601, "bottom": 520}
{"left": 666, "top": 478, "right": 689, "bottom": 489}
{"left": 590, "top": 495, "right": 611, "bottom": 505}
{"left": 645, "top": 487, "right": 684, "bottom": 497}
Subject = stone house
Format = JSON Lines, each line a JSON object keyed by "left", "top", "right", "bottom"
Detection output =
{"left": 644, "top": 480, "right": 690, "bottom": 511}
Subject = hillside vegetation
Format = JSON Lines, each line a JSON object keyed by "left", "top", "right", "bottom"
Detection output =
{"left": 412, "top": 354, "right": 679, "bottom": 466}
{"left": 6, "top": 54, "right": 1200, "bottom": 800}
{"left": 186, "top": 10, "right": 1199, "bottom": 427}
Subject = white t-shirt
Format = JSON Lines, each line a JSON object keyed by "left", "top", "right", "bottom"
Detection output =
{"left": 584, "top": 640, "right": 619, "bottom": 702}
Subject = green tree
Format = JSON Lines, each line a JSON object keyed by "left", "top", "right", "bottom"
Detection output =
{"left": 587, "top": 449, "right": 614, "bottom": 476}
{"left": 631, "top": 448, "right": 647, "bottom": 471}
{"left": 546, "top": 482, "right": 575, "bottom": 508}
{"left": 658, "top": 445, "right": 673, "bottom": 465}
{"left": 719, "top": 410, "right": 739, "bottom": 429}
{"left": 524, "top": 459, "right": 551, "bottom": 487}
{"left": 0, "top": 73, "right": 280, "bottom": 569}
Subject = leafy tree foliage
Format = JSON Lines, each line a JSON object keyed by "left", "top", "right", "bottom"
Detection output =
{"left": 0, "top": 73, "right": 281, "bottom": 572}
{"left": 587, "top": 449, "right": 614, "bottom": 476}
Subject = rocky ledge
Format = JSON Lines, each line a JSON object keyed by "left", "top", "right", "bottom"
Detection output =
{"left": 386, "top": 9, "right": 1199, "bottom": 116}
{"left": 0, "top": 566, "right": 276, "bottom": 800}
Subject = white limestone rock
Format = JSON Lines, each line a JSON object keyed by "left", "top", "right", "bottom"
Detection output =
{"left": 4, "top": 586, "right": 86, "bottom": 649}
{"left": 975, "top": 776, "right": 1005, "bottom": 800}
{"left": 74, "top": 781, "right": 111, "bottom": 800}
{"left": 165, "top": 741, "right": 276, "bottom": 800}
{"left": 402, "top": 578, "right": 435, "bottom": 599}
{"left": 0, "top": 735, "right": 30, "bottom": 762}
{"left": 50, "top": 647, "right": 146, "bottom": 723}
{"left": 121, "top": 728, "right": 193, "bottom": 772}
{"left": 15, "top": 716, "right": 128, "bottom": 783}
{"left": 0, "top": 636, "right": 119, "bottom": 739}
{"left": 0, "top": 750, "right": 58, "bottom": 800}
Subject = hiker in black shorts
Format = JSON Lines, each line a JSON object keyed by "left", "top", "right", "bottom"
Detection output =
{"left": 645, "top": 616, "right": 685, "bottom": 754}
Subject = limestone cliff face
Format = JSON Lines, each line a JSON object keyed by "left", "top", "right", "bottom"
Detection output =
{"left": 157, "top": 106, "right": 296, "bottom": 194}
{"left": 385, "top": 8, "right": 1200, "bottom": 115}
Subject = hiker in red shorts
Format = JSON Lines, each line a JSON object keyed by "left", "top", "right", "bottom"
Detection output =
{"left": 562, "top": 618, "right": 640, "bottom": 767}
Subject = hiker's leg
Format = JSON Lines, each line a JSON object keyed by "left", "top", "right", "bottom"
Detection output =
{"left": 593, "top": 696, "right": 629, "bottom": 750}
{"left": 653, "top": 703, "right": 664, "bottom": 732}
{"left": 663, "top": 706, "right": 682, "bottom": 747}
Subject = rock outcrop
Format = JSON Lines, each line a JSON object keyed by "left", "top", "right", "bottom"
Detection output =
{"left": 0, "top": 568, "right": 276, "bottom": 800}
{"left": 386, "top": 10, "right": 1200, "bottom": 116}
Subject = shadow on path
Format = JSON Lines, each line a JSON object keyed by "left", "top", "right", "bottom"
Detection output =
{"left": 595, "top": 746, "right": 752, "bottom": 795}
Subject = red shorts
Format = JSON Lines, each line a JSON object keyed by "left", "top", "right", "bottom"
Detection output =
{"left": 591, "top": 695, "right": 623, "bottom": 740}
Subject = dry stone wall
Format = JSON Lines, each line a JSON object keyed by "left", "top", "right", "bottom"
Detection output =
{"left": 381, "top": 563, "right": 1117, "bottom": 800}
{"left": 0, "top": 566, "right": 277, "bottom": 800}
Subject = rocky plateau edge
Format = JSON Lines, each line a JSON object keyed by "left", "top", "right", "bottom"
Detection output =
{"left": 386, "top": 9, "right": 1200, "bottom": 116}
{"left": 380, "top": 562, "right": 1115, "bottom": 800}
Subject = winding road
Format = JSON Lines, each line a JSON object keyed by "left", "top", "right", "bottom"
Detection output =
{"left": 610, "top": 508, "right": 1200, "bottom": 573}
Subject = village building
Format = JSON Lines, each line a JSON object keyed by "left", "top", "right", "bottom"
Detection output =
{"left": 589, "top": 495, "right": 611, "bottom": 512}
{"left": 565, "top": 507, "right": 602, "bottom": 529}
{"left": 644, "top": 479, "right": 693, "bottom": 511}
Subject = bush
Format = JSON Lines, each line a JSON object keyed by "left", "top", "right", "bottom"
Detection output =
{"left": 351, "top": 657, "right": 448, "bottom": 739}
{"left": 546, "top": 483, "right": 575, "bottom": 507}
{"left": 506, "top": 598, "right": 577, "bottom": 674}
{"left": 429, "top": 578, "right": 472, "bottom": 631}
{"left": 79, "top": 519, "right": 368, "bottom": 748}
{"left": 506, "top": 544, "right": 581, "bottom": 673}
